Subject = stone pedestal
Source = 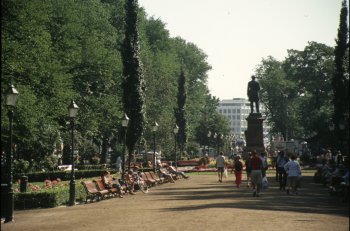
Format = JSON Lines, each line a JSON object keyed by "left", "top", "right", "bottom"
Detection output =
{"left": 242, "top": 113, "right": 265, "bottom": 160}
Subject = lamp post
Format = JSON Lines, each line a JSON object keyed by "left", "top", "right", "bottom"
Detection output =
{"left": 68, "top": 100, "right": 79, "bottom": 206}
{"left": 213, "top": 133, "right": 218, "bottom": 157}
{"left": 4, "top": 85, "right": 19, "bottom": 223}
{"left": 152, "top": 121, "right": 159, "bottom": 172}
{"left": 231, "top": 134, "right": 235, "bottom": 157}
{"left": 338, "top": 121, "right": 346, "bottom": 156}
{"left": 173, "top": 124, "right": 179, "bottom": 170}
{"left": 207, "top": 131, "right": 211, "bottom": 156}
{"left": 121, "top": 113, "right": 129, "bottom": 179}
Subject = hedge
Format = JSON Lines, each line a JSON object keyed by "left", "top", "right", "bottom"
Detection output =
{"left": 14, "top": 181, "right": 87, "bottom": 210}
{"left": 15, "top": 169, "right": 117, "bottom": 182}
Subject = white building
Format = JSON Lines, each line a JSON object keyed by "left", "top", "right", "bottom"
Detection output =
{"left": 217, "top": 98, "right": 270, "bottom": 145}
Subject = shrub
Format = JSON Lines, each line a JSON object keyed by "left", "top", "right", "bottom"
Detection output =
{"left": 15, "top": 169, "right": 116, "bottom": 182}
{"left": 14, "top": 179, "right": 87, "bottom": 210}
{"left": 13, "top": 159, "right": 30, "bottom": 178}
{"left": 198, "top": 157, "right": 210, "bottom": 166}
{"left": 76, "top": 164, "right": 109, "bottom": 170}
{"left": 299, "top": 154, "right": 311, "bottom": 165}
{"left": 14, "top": 191, "right": 58, "bottom": 209}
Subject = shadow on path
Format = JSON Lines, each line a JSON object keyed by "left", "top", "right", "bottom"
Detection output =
{"left": 152, "top": 175, "right": 349, "bottom": 217}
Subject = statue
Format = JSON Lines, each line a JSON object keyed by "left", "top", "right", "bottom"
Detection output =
{"left": 247, "top": 75, "right": 260, "bottom": 114}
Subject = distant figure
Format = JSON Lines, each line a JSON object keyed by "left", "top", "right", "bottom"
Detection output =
{"left": 233, "top": 155, "right": 243, "bottom": 188}
{"left": 250, "top": 151, "right": 263, "bottom": 197}
{"left": 247, "top": 75, "right": 260, "bottom": 114}
{"left": 116, "top": 156, "right": 122, "bottom": 174}
{"left": 284, "top": 154, "right": 302, "bottom": 195}
{"left": 216, "top": 152, "right": 226, "bottom": 183}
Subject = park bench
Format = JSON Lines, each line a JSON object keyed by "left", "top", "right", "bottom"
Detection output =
{"left": 139, "top": 172, "right": 156, "bottom": 187}
{"left": 150, "top": 171, "right": 165, "bottom": 184}
{"left": 144, "top": 171, "right": 160, "bottom": 185}
{"left": 159, "top": 168, "right": 177, "bottom": 182}
{"left": 81, "top": 180, "right": 109, "bottom": 203}
{"left": 94, "top": 179, "right": 119, "bottom": 198}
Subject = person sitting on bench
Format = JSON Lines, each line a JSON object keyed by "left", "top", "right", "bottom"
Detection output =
{"left": 168, "top": 166, "right": 189, "bottom": 179}
{"left": 101, "top": 171, "right": 124, "bottom": 198}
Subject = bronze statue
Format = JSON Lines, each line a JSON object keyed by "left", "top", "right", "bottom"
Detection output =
{"left": 247, "top": 75, "right": 260, "bottom": 114}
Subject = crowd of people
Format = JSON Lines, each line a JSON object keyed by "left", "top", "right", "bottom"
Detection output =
{"left": 216, "top": 150, "right": 302, "bottom": 197}
{"left": 214, "top": 149, "right": 349, "bottom": 201}
{"left": 99, "top": 159, "right": 190, "bottom": 199}
{"left": 109, "top": 149, "right": 348, "bottom": 201}
{"left": 313, "top": 150, "right": 349, "bottom": 201}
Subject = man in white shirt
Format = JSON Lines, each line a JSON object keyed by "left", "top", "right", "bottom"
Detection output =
{"left": 216, "top": 152, "right": 226, "bottom": 183}
{"left": 284, "top": 154, "right": 301, "bottom": 195}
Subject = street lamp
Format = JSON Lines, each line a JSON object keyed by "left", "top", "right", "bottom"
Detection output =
{"left": 207, "top": 131, "right": 211, "bottom": 157}
{"left": 4, "top": 85, "right": 19, "bottom": 223}
{"left": 121, "top": 113, "right": 129, "bottom": 179}
{"left": 173, "top": 124, "right": 179, "bottom": 170}
{"left": 152, "top": 121, "right": 159, "bottom": 172}
{"left": 68, "top": 99, "right": 79, "bottom": 206}
{"left": 213, "top": 133, "right": 218, "bottom": 157}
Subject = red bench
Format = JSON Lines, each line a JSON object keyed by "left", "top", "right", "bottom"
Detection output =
{"left": 81, "top": 180, "right": 109, "bottom": 203}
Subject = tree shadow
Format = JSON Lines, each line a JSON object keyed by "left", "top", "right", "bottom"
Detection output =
{"left": 151, "top": 176, "right": 349, "bottom": 217}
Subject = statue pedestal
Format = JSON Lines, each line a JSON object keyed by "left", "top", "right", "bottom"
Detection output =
{"left": 242, "top": 113, "right": 265, "bottom": 160}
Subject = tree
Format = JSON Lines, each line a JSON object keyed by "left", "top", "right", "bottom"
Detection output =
{"left": 1, "top": 0, "right": 74, "bottom": 163}
{"left": 332, "top": 0, "right": 349, "bottom": 155}
{"left": 1, "top": 0, "right": 215, "bottom": 165}
{"left": 174, "top": 68, "right": 188, "bottom": 159}
{"left": 256, "top": 42, "right": 335, "bottom": 153}
{"left": 122, "top": 0, "right": 146, "bottom": 157}
{"left": 256, "top": 56, "right": 298, "bottom": 141}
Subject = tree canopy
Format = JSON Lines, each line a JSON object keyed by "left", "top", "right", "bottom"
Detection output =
{"left": 1, "top": 0, "right": 225, "bottom": 169}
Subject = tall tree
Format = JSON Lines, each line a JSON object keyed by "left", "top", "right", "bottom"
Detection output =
{"left": 332, "top": 0, "right": 349, "bottom": 155}
{"left": 257, "top": 42, "right": 335, "bottom": 152}
{"left": 174, "top": 68, "right": 188, "bottom": 159}
{"left": 122, "top": 0, "right": 146, "bottom": 156}
{"left": 256, "top": 56, "right": 296, "bottom": 141}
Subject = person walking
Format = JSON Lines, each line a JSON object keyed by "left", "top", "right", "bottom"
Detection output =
{"left": 250, "top": 151, "right": 263, "bottom": 197}
{"left": 216, "top": 152, "right": 226, "bottom": 183}
{"left": 260, "top": 152, "right": 268, "bottom": 177}
{"left": 233, "top": 155, "right": 243, "bottom": 187}
{"left": 245, "top": 152, "right": 252, "bottom": 188}
{"left": 276, "top": 150, "right": 288, "bottom": 191}
{"left": 284, "top": 154, "right": 301, "bottom": 195}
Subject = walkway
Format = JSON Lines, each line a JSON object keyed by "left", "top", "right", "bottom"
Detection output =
{"left": 1, "top": 171, "right": 348, "bottom": 231}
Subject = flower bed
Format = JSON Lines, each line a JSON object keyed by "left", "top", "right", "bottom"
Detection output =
{"left": 177, "top": 160, "right": 199, "bottom": 166}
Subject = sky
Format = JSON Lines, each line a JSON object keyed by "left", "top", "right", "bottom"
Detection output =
{"left": 138, "top": 0, "right": 346, "bottom": 100}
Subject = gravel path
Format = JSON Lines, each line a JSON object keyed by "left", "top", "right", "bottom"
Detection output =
{"left": 1, "top": 171, "right": 348, "bottom": 231}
